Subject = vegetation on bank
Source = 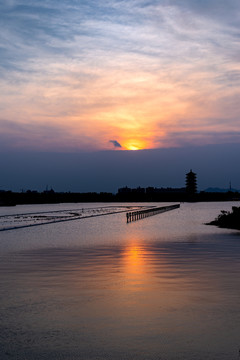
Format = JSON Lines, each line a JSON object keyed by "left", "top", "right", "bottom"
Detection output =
{"left": 0, "top": 190, "right": 240, "bottom": 206}
{"left": 207, "top": 206, "right": 240, "bottom": 230}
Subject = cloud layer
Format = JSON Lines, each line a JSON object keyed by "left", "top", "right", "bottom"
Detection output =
{"left": 1, "top": 0, "right": 240, "bottom": 150}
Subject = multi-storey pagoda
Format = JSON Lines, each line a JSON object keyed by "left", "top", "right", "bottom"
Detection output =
{"left": 186, "top": 169, "right": 197, "bottom": 195}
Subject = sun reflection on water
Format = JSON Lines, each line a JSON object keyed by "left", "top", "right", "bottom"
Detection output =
{"left": 123, "top": 244, "right": 146, "bottom": 275}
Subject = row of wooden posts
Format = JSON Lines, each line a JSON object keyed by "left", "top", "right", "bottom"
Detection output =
{"left": 126, "top": 204, "right": 180, "bottom": 223}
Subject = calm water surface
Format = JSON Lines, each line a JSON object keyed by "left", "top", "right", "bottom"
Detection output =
{"left": 0, "top": 202, "right": 240, "bottom": 360}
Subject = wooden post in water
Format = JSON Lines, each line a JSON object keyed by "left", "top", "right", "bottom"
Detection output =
{"left": 126, "top": 204, "right": 180, "bottom": 223}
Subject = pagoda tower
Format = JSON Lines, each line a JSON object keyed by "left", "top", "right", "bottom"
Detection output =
{"left": 186, "top": 169, "right": 197, "bottom": 195}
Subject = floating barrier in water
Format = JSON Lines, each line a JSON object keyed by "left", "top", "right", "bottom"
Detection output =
{"left": 126, "top": 204, "right": 180, "bottom": 223}
{"left": 0, "top": 206, "right": 144, "bottom": 232}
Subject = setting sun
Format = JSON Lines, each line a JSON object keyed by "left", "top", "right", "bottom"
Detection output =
{"left": 127, "top": 145, "right": 140, "bottom": 151}
{"left": 123, "top": 139, "right": 149, "bottom": 151}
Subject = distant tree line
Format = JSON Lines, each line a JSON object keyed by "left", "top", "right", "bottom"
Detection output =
{"left": 0, "top": 188, "right": 239, "bottom": 206}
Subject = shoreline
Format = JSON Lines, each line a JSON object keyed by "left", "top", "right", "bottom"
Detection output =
{"left": 1, "top": 191, "right": 240, "bottom": 207}
{"left": 206, "top": 206, "right": 240, "bottom": 230}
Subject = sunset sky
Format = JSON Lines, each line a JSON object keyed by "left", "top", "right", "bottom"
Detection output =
{"left": 1, "top": 1, "right": 240, "bottom": 191}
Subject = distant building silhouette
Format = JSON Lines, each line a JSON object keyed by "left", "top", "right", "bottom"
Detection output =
{"left": 186, "top": 169, "right": 197, "bottom": 195}
{"left": 118, "top": 186, "right": 133, "bottom": 194}
{"left": 146, "top": 187, "right": 185, "bottom": 194}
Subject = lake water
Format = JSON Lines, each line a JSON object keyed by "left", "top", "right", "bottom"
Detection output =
{"left": 0, "top": 202, "right": 240, "bottom": 360}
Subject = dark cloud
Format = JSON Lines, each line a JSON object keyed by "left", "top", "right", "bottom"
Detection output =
{"left": 0, "top": 119, "right": 96, "bottom": 151}
{"left": 1, "top": 143, "right": 240, "bottom": 192}
{"left": 109, "top": 140, "right": 122, "bottom": 148}
{"left": 156, "top": 131, "right": 240, "bottom": 148}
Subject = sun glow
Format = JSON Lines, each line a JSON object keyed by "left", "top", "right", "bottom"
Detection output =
{"left": 123, "top": 139, "right": 149, "bottom": 151}
{"left": 128, "top": 145, "right": 140, "bottom": 151}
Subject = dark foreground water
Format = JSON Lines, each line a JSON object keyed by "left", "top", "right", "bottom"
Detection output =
{"left": 0, "top": 202, "right": 240, "bottom": 360}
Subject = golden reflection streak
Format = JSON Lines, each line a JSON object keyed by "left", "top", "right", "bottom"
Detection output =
{"left": 122, "top": 243, "right": 146, "bottom": 275}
